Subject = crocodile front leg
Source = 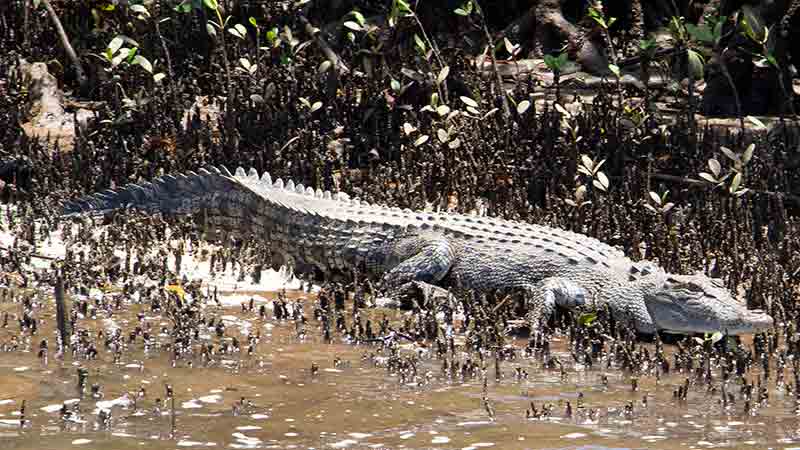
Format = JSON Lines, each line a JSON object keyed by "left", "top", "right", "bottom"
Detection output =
{"left": 522, "top": 277, "right": 589, "bottom": 329}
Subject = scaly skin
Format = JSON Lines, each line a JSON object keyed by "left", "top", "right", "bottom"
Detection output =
{"left": 62, "top": 166, "right": 774, "bottom": 335}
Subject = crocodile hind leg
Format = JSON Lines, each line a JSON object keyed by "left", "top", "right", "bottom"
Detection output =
{"left": 377, "top": 239, "right": 455, "bottom": 308}
{"left": 520, "top": 278, "right": 589, "bottom": 330}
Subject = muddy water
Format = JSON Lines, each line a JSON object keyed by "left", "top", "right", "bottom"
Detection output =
{"left": 0, "top": 289, "right": 796, "bottom": 450}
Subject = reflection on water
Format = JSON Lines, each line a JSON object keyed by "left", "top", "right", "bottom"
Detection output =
{"left": 0, "top": 287, "right": 796, "bottom": 450}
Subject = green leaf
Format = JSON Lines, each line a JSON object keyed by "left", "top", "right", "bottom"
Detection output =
{"left": 729, "top": 172, "right": 742, "bottom": 194}
{"left": 318, "top": 60, "right": 332, "bottom": 74}
{"left": 708, "top": 158, "right": 721, "bottom": 177}
{"left": 746, "top": 115, "right": 766, "bottom": 130}
{"left": 593, "top": 178, "right": 608, "bottom": 192}
{"left": 343, "top": 21, "right": 363, "bottom": 31}
{"left": 228, "top": 25, "right": 245, "bottom": 39}
{"left": 578, "top": 312, "right": 597, "bottom": 326}
{"left": 414, "top": 135, "right": 429, "bottom": 147}
{"left": 741, "top": 5, "right": 765, "bottom": 43}
{"left": 687, "top": 49, "right": 705, "bottom": 80}
{"left": 437, "top": 65, "right": 450, "bottom": 84}
{"left": 249, "top": 17, "right": 257, "bottom": 27}
{"left": 413, "top": 34, "right": 426, "bottom": 53}
{"left": 153, "top": 72, "right": 166, "bottom": 83}
{"left": 130, "top": 4, "right": 149, "bottom": 16}
{"left": 710, "top": 331, "right": 724, "bottom": 344}
{"left": 454, "top": 7, "right": 469, "bottom": 16}
{"left": 482, "top": 108, "right": 499, "bottom": 119}
{"left": 686, "top": 23, "right": 714, "bottom": 44}
{"left": 310, "top": 101, "right": 323, "bottom": 113}
{"left": 126, "top": 47, "right": 138, "bottom": 64}
{"left": 698, "top": 172, "right": 718, "bottom": 184}
{"left": 390, "top": 79, "right": 401, "bottom": 92}
{"left": 504, "top": 37, "right": 516, "bottom": 55}
{"left": 234, "top": 23, "right": 247, "bottom": 38}
{"left": 100, "top": 3, "right": 115, "bottom": 11}
{"left": 516, "top": 100, "right": 530, "bottom": 115}
{"left": 639, "top": 38, "right": 656, "bottom": 51}
{"left": 111, "top": 48, "right": 128, "bottom": 66}
{"left": 107, "top": 36, "right": 124, "bottom": 55}
{"left": 765, "top": 53, "right": 778, "bottom": 68}
{"left": 133, "top": 55, "right": 152, "bottom": 73}
{"left": 649, "top": 191, "right": 662, "bottom": 206}
{"left": 206, "top": 23, "right": 217, "bottom": 37}
{"left": 460, "top": 96, "right": 478, "bottom": 108}
{"left": 554, "top": 103, "right": 570, "bottom": 117}
{"left": 203, "top": 0, "right": 218, "bottom": 11}
{"left": 395, "top": 0, "right": 412, "bottom": 13}
{"left": 266, "top": 27, "right": 278, "bottom": 44}
{"left": 351, "top": 10, "right": 366, "bottom": 25}
{"left": 608, "top": 64, "right": 620, "bottom": 78}
{"left": 437, "top": 128, "right": 449, "bottom": 143}
{"left": 742, "top": 143, "right": 755, "bottom": 165}
{"left": 720, "top": 146, "right": 738, "bottom": 162}
{"left": 174, "top": 1, "right": 192, "bottom": 13}
{"left": 580, "top": 155, "right": 594, "bottom": 172}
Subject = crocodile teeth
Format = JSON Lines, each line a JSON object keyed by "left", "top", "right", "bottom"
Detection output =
{"left": 261, "top": 172, "right": 272, "bottom": 185}
{"left": 306, "top": 187, "right": 315, "bottom": 196}
{"left": 296, "top": 183, "right": 305, "bottom": 194}
{"left": 235, "top": 167, "right": 246, "bottom": 177}
{"left": 274, "top": 179, "right": 284, "bottom": 189}
{"left": 286, "top": 180, "right": 295, "bottom": 191}
{"left": 247, "top": 167, "right": 259, "bottom": 179}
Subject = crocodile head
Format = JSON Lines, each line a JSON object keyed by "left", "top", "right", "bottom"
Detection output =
{"left": 641, "top": 273, "right": 773, "bottom": 335}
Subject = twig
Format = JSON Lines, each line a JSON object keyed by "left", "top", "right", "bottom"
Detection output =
{"left": 154, "top": 16, "right": 179, "bottom": 127}
{"left": 298, "top": 14, "right": 350, "bottom": 74}
{"left": 55, "top": 275, "right": 70, "bottom": 349}
{"left": 40, "top": 0, "right": 87, "bottom": 94}
{"left": 408, "top": 3, "right": 448, "bottom": 103}
{"left": 473, "top": 0, "right": 511, "bottom": 121}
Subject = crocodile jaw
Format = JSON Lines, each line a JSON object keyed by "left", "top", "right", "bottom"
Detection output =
{"left": 643, "top": 273, "right": 773, "bottom": 335}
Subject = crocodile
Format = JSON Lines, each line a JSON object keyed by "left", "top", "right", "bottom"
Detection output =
{"left": 61, "top": 165, "right": 774, "bottom": 335}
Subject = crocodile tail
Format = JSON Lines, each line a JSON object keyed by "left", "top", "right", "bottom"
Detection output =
{"left": 60, "top": 165, "right": 243, "bottom": 217}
